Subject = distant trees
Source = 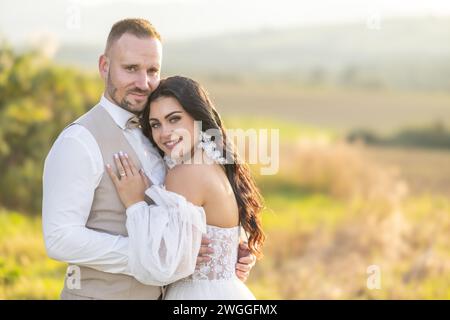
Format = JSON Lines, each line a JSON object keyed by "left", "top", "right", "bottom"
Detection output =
{"left": 347, "top": 121, "right": 450, "bottom": 150}
{"left": 0, "top": 43, "right": 102, "bottom": 214}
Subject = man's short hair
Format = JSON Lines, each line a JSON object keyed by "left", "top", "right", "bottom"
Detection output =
{"left": 105, "top": 18, "right": 161, "bottom": 53}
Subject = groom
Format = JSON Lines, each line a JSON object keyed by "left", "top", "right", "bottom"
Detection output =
{"left": 42, "top": 18, "right": 255, "bottom": 300}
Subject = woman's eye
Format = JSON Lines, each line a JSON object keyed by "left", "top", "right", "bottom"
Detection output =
{"left": 169, "top": 117, "right": 180, "bottom": 123}
{"left": 150, "top": 123, "right": 160, "bottom": 129}
{"left": 127, "top": 66, "right": 136, "bottom": 72}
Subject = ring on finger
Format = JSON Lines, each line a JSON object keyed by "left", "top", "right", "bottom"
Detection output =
{"left": 119, "top": 171, "right": 126, "bottom": 177}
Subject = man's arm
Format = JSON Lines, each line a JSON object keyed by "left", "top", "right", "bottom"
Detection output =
{"left": 42, "top": 126, "right": 131, "bottom": 274}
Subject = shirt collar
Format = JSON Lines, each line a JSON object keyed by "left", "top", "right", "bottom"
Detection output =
{"left": 99, "top": 94, "right": 136, "bottom": 130}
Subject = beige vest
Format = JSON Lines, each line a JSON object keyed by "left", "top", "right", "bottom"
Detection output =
{"left": 60, "top": 104, "right": 162, "bottom": 300}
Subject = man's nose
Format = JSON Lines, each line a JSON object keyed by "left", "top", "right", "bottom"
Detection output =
{"left": 149, "top": 77, "right": 160, "bottom": 92}
{"left": 135, "top": 71, "right": 150, "bottom": 91}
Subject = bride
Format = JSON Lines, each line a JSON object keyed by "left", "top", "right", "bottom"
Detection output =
{"left": 106, "top": 76, "right": 265, "bottom": 299}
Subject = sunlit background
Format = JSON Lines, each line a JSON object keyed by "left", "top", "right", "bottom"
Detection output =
{"left": 1, "top": 0, "right": 449, "bottom": 299}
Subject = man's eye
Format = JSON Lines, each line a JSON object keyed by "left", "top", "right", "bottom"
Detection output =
{"left": 127, "top": 66, "right": 137, "bottom": 72}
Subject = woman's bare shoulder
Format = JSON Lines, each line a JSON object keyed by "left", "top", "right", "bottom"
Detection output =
{"left": 164, "top": 164, "right": 215, "bottom": 206}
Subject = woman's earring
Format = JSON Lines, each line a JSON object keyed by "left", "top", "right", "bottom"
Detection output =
{"left": 198, "top": 131, "right": 226, "bottom": 164}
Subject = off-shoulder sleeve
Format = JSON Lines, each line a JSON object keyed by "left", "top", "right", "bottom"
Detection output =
{"left": 125, "top": 185, "right": 206, "bottom": 286}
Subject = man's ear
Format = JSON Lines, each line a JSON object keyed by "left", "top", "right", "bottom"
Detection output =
{"left": 98, "top": 54, "right": 109, "bottom": 80}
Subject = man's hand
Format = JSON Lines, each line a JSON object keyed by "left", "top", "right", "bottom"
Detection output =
{"left": 196, "top": 235, "right": 213, "bottom": 267}
{"left": 235, "top": 241, "right": 256, "bottom": 282}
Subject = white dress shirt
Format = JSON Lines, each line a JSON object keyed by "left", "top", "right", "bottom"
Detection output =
{"left": 42, "top": 95, "right": 166, "bottom": 275}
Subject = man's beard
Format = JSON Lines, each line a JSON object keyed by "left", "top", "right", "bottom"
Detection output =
{"left": 106, "top": 72, "right": 150, "bottom": 115}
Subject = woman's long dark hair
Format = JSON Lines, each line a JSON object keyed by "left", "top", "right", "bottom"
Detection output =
{"left": 142, "top": 76, "right": 265, "bottom": 258}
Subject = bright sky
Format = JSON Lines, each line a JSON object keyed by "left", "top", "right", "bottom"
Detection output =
{"left": 1, "top": 0, "right": 450, "bottom": 45}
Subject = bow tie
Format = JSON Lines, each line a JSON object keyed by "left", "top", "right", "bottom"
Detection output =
{"left": 125, "top": 116, "right": 142, "bottom": 130}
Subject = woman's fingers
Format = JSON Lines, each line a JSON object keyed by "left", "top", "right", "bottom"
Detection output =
{"left": 140, "top": 170, "right": 152, "bottom": 188}
{"left": 114, "top": 153, "right": 126, "bottom": 178}
{"left": 105, "top": 164, "right": 120, "bottom": 187}
{"left": 115, "top": 151, "right": 150, "bottom": 182}
{"left": 119, "top": 151, "right": 137, "bottom": 176}
{"left": 123, "top": 153, "right": 138, "bottom": 175}
{"left": 118, "top": 152, "right": 134, "bottom": 177}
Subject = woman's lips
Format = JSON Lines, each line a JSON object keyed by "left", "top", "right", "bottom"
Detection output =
{"left": 163, "top": 137, "right": 183, "bottom": 151}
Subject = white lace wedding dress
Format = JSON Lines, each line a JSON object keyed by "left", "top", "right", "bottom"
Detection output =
{"left": 165, "top": 224, "right": 255, "bottom": 300}
{"left": 125, "top": 184, "right": 255, "bottom": 300}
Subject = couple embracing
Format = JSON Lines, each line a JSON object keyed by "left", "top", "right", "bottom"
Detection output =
{"left": 42, "top": 18, "right": 265, "bottom": 300}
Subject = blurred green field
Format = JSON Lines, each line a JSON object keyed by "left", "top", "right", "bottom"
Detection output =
{"left": 206, "top": 81, "right": 450, "bottom": 134}
{"left": 247, "top": 135, "right": 450, "bottom": 299}
{"left": 0, "top": 211, "right": 65, "bottom": 299}
{"left": 361, "top": 146, "right": 450, "bottom": 196}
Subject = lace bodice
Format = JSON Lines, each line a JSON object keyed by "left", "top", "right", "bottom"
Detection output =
{"left": 185, "top": 225, "right": 240, "bottom": 281}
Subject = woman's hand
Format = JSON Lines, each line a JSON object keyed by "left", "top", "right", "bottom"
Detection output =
{"left": 106, "top": 151, "right": 152, "bottom": 208}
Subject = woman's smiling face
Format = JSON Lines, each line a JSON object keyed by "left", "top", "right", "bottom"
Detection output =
{"left": 148, "top": 96, "right": 197, "bottom": 158}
